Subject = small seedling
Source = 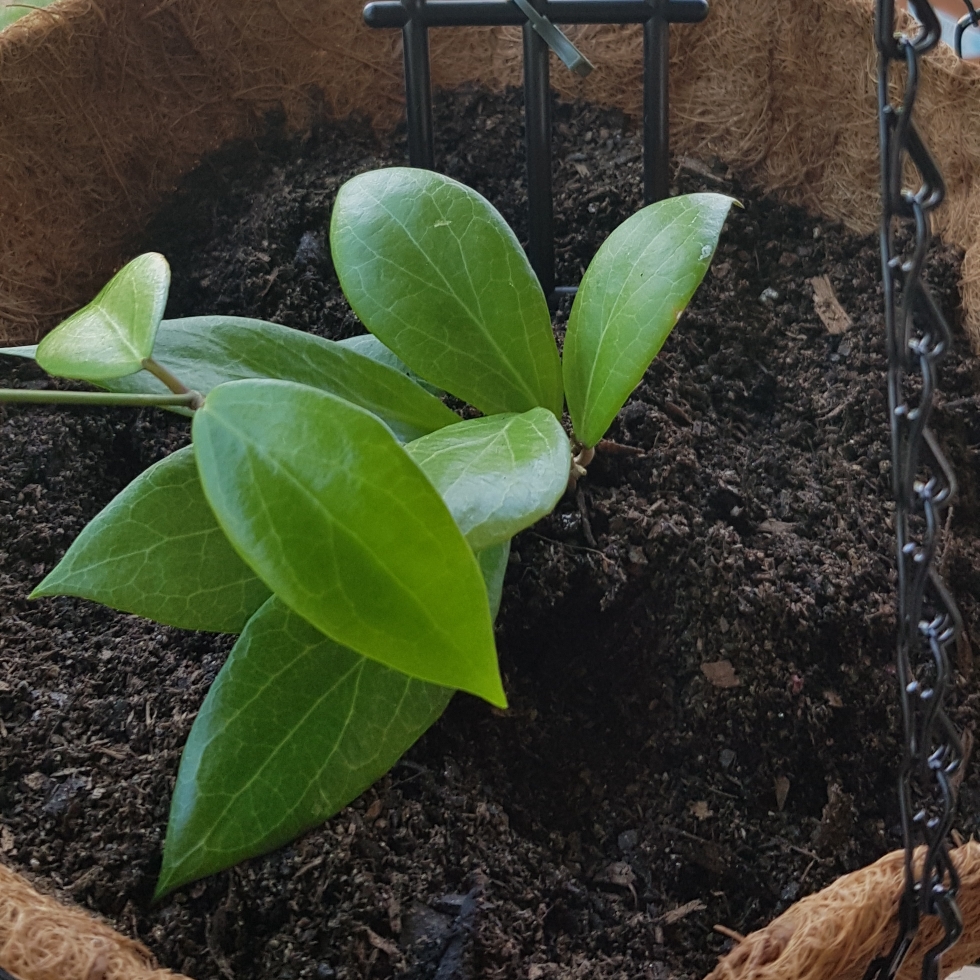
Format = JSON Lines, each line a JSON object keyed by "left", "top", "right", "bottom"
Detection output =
{"left": 0, "top": 168, "right": 732, "bottom": 895}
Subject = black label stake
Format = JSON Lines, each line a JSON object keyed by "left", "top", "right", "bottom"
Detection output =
{"left": 364, "top": 0, "right": 709, "bottom": 300}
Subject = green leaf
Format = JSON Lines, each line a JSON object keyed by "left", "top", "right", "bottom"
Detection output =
{"left": 563, "top": 193, "right": 734, "bottom": 448}
{"left": 330, "top": 168, "right": 563, "bottom": 417}
{"left": 104, "top": 316, "right": 458, "bottom": 441}
{"left": 35, "top": 253, "right": 169, "bottom": 381}
{"left": 405, "top": 409, "right": 569, "bottom": 551}
{"left": 157, "top": 532, "right": 509, "bottom": 896}
{"left": 193, "top": 379, "right": 505, "bottom": 706}
{"left": 156, "top": 596, "right": 454, "bottom": 896}
{"left": 337, "top": 333, "right": 443, "bottom": 396}
{"left": 31, "top": 447, "right": 269, "bottom": 633}
{"left": 0, "top": 345, "right": 38, "bottom": 359}
{"left": 476, "top": 540, "right": 510, "bottom": 621}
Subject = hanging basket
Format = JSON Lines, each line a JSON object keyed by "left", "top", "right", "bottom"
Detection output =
{"left": 1, "top": 0, "right": 979, "bottom": 977}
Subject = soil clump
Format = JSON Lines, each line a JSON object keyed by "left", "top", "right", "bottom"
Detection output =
{"left": 2, "top": 88, "right": 980, "bottom": 980}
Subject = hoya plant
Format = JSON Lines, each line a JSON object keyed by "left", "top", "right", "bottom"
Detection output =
{"left": 0, "top": 168, "right": 732, "bottom": 896}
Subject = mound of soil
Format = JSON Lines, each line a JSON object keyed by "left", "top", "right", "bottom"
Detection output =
{"left": 2, "top": 88, "right": 979, "bottom": 980}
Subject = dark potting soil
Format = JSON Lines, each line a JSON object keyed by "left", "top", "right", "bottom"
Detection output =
{"left": 2, "top": 86, "right": 980, "bottom": 980}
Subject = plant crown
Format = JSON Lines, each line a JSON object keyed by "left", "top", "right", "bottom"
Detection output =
{"left": 0, "top": 168, "right": 732, "bottom": 896}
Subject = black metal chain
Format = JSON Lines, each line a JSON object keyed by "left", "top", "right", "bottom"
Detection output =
{"left": 955, "top": 0, "right": 980, "bottom": 57}
{"left": 864, "top": 3, "right": 966, "bottom": 979}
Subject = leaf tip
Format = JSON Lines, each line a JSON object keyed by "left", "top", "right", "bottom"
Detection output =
{"left": 154, "top": 851, "right": 196, "bottom": 903}
{"left": 30, "top": 562, "right": 73, "bottom": 600}
{"left": 28, "top": 576, "right": 55, "bottom": 600}
{"left": 482, "top": 674, "right": 508, "bottom": 710}
{"left": 152, "top": 872, "right": 177, "bottom": 904}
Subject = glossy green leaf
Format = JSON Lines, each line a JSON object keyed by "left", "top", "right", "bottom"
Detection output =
{"left": 193, "top": 379, "right": 505, "bottom": 706}
{"left": 405, "top": 409, "right": 570, "bottom": 551}
{"left": 337, "top": 333, "right": 443, "bottom": 396}
{"left": 330, "top": 167, "right": 563, "bottom": 417}
{"left": 156, "top": 537, "right": 509, "bottom": 895}
{"left": 105, "top": 316, "right": 458, "bottom": 441}
{"left": 31, "top": 447, "right": 269, "bottom": 632}
{"left": 35, "top": 253, "right": 169, "bottom": 381}
{"left": 563, "top": 193, "right": 734, "bottom": 448}
{"left": 156, "top": 596, "right": 454, "bottom": 896}
{"left": 476, "top": 540, "right": 510, "bottom": 621}
{"left": 0, "top": 345, "right": 38, "bottom": 359}
{"left": 156, "top": 595, "right": 452, "bottom": 895}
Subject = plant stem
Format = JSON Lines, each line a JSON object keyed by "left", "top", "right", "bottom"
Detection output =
{"left": 0, "top": 388, "right": 202, "bottom": 409}
{"left": 140, "top": 358, "right": 204, "bottom": 409}
{"left": 142, "top": 357, "right": 190, "bottom": 395}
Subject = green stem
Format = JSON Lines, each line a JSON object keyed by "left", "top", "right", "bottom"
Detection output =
{"left": 140, "top": 357, "right": 204, "bottom": 409}
{"left": 0, "top": 388, "right": 202, "bottom": 409}
{"left": 142, "top": 357, "right": 190, "bottom": 395}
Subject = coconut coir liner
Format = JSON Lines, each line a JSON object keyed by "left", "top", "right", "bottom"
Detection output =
{"left": 3, "top": 0, "right": 980, "bottom": 349}
{"left": 0, "top": 860, "right": 188, "bottom": 980}
{"left": 706, "top": 843, "right": 980, "bottom": 980}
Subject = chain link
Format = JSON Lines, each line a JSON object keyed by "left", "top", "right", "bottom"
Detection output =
{"left": 955, "top": 0, "right": 980, "bottom": 57}
{"left": 864, "top": 3, "right": 966, "bottom": 978}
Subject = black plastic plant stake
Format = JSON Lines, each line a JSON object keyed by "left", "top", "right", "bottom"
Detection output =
{"left": 363, "top": 0, "right": 708, "bottom": 298}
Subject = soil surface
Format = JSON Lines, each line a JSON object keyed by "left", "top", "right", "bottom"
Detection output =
{"left": 2, "top": 88, "right": 980, "bottom": 980}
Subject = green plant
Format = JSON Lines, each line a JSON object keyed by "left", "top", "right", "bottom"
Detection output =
{"left": 0, "top": 167, "right": 732, "bottom": 896}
